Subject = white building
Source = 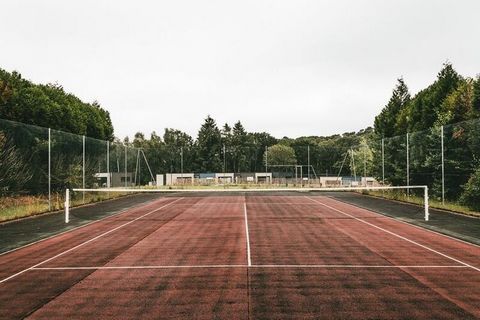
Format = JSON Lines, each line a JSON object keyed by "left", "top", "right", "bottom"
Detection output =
{"left": 255, "top": 172, "right": 272, "bottom": 183}
{"left": 165, "top": 173, "right": 194, "bottom": 185}
{"left": 94, "top": 172, "right": 134, "bottom": 188}
{"left": 215, "top": 173, "right": 234, "bottom": 184}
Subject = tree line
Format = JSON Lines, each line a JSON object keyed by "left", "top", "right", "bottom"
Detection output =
{"left": 127, "top": 116, "right": 373, "bottom": 183}
{"left": 0, "top": 68, "right": 114, "bottom": 141}
{"left": 373, "top": 62, "right": 480, "bottom": 209}
{"left": 2, "top": 63, "right": 480, "bottom": 210}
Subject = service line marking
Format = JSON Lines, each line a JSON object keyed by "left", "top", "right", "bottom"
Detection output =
{"left": 244, "top": 202, "right": 252, "bottom": 267}
{"left": 306, "top": 196, "right": 480, "bottom": 272}
{"left": 0, "top": 197, "right": 184, "bottom": 284}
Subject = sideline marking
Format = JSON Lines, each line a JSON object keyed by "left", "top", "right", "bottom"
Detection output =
{"left": 327, "top": 195, "right": 480, "bottom": 249}
{"left": 31, "top": 264, "right": 468, "bottom": 270}
{"left": 0, "top": 196, "right": 169, "bottom": 257}
{"left": 244, "top": 202, "right": 252, "bottom": 266}
{"left": 306, "top": 196, "right": 480, "bottom": 272}
{"left": 0, "top": 198, "right": 184, "bottom": 284}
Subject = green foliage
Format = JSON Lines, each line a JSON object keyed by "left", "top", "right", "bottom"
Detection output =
{"left": 0, "top": 132, "right": 33, "bottom": 194}
{"left": 473, "top": 75, "right": 480, "bottom": 117}
{"left": 374, "top": 78, "right": 410, "bottom": 137}
{"left": 394, "top": 63, "right": 461, "bottom": 135}
{"left": 196, "top": 115, "right": 222, "bottom": 172}
{"left": 372, "top": 63, "right": 480, "bottom": 206}
{"left": 460, "top": 164, "right": 480, "bottom": 210}
{"left": 0, "top": 68, "right": 113, "bottom": 140}
{"left": 265, "top": 144, "right": 297, "bottom": 166}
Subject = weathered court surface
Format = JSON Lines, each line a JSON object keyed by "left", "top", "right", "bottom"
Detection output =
{"left": 1, "top": 193, "right": 479, "bottom": 319}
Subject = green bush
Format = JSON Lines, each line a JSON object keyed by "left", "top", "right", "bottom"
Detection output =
{"left": 460, "top": 166, "right": 480, "bottom": 210}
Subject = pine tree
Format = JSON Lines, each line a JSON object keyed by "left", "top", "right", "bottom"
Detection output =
{"left": 374, "top": 77, "right": 410, "bottom": 137}
{"left": 196, "top": 115, "right": 222, "bottom": 172}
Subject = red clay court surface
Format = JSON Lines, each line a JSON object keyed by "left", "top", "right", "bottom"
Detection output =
{"left": 0, "top": 194, "right": 479, "bottom": 319}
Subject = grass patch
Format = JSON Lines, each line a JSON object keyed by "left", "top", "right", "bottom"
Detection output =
{"left": 365, "top": 191, "right": 480, "bottom": 218}
{"left": 0, "top": 192, "right": 129, "bottom": 223}
{"left": 0, "top": 195, "right": 50, "bottom": 222}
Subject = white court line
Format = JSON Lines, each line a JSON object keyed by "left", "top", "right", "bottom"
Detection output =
{"left": 251, "top": 265, "right": 469, "bottom": 269}
{"left": 168, "top": 202, "right": 320, "bottom": 206}
{"left": 0, "top": 196, "right": 168, "bottom": 258}
{"left": 326, "top": 195, "right": 480, "bottom": 249}
{"left": 0, "top": 197, "right": 184, "bottom": 284}
{"left": 306, "top": 196, "right": 480, "bottom": 272}
{"left": 33, "top": 265, "right": 247, "bottom": 270}
{"left": 244, "top": 202, "right": 252, "bottom": 266}
{"left": 31, "top": 264, "right": 468, "bottom": 270}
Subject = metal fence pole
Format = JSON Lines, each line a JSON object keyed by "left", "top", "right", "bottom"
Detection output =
{"left": 106, "top": 141, "right": 110, "bottom": 188}
{"left": 381, "top": 138, "right": 385, "bottom": 185}
{"left": 82, "top": 135, "right": 85, "bottom": 203}
{"left": 441, "top": 125, "right": 445, "bottom": 205}
{"left": 265, "top": 146, "right": 268, "bottom": 184}
{"left": 406, "top": 133, "right": 410, "bottom": 196}
{"left": 307, "top": 145, "right": 310, "bottom": 186}
{"left": 125, "top": 144, "right": 128, "bottom": 188}
{"left": 363, "top": 145, "right": 367, "bottom": 186}
{"left": 223, "top": 144, "right": 226, "bottom": 174}
{"left": 48, "top": 128, "right": 51, "bottom": 211}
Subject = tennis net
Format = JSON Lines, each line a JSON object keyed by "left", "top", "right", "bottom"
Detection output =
{"left": 64, "top": 185, "right": 430, "bottom": 223}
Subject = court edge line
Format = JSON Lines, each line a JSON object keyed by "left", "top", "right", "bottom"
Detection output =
{"left": 31, "top": 265, "right": 468, "bottom": 270}
{"left": 0, "top": 196, "right": 169, "bottom": 258}
{"left": 327, "top": 195, "right": 480, "bottom": 249}
{"left": 244, "top": 202, "right": 252, "bottom": 267}
{"left": 0, "top": 197, "right": 184, "bottom": 284}
{"left": 306, "top": 196, "right": 480, "bottom": 272}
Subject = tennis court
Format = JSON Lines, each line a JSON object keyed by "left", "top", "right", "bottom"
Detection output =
{"left": 0, "top": 191, "right": 479, "bottom": 319}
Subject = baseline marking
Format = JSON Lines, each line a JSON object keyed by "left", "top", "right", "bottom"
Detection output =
{"left": 244, "top": 202, "right": 252, "bottom": 266}
{"left": 306, "top": 196, "right": 480, "bottom": 272}
{"left": 31, "top": 264, "right": 468, "bottom": 270}
{"left": 0, "top": 197, "right": 184, "bottom": 284}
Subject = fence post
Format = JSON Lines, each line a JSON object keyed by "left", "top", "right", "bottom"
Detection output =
{"left": 307, "top": 145, "right": 310, "bottom": 186}
{"left": 381, "top": 138, "right": 385, "bottom": 185}
{"left": 406, "top": 133, "right": 410, "bottom": 196}
{"left": 363, "top": 145, "right": 367, "bottom": 186}
{"left": 82, "top": 135, "right": 85, "bottom": 204}
{"left": 441, "top": 125, "right": 445, "bottom": 205}
{"left": 125, "top": 144, "right": 128, "bottom": 188}
{"left": 265, "top": 146, "right": 268, "bottom": 184}
{"left": 48, "top": 128, "right": 51, "bottom": 211}
{"left": 106, "top": 141, "right": 110, "bottom": 188}
{"left": 181, "top": 147, "right": 184, "bottom": 182}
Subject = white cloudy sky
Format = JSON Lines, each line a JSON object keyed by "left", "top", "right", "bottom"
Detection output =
{"left": 2, "top": 0, "right": 480, "bottom": 139}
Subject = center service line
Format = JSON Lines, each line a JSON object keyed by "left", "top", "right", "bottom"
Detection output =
{"left": 244, "top": 202, "right": 252, "bottom": 267}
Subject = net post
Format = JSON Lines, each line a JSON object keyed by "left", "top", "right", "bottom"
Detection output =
{"left": 65, "top": 188, "right": 70, "bottom": 223}
{"left": 424, "top": 186, "right": 429, "bottom": 221}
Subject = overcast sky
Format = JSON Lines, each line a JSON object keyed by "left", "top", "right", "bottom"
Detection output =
{"left": 2, "top": 0, "right": 480, "bottom": 139}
